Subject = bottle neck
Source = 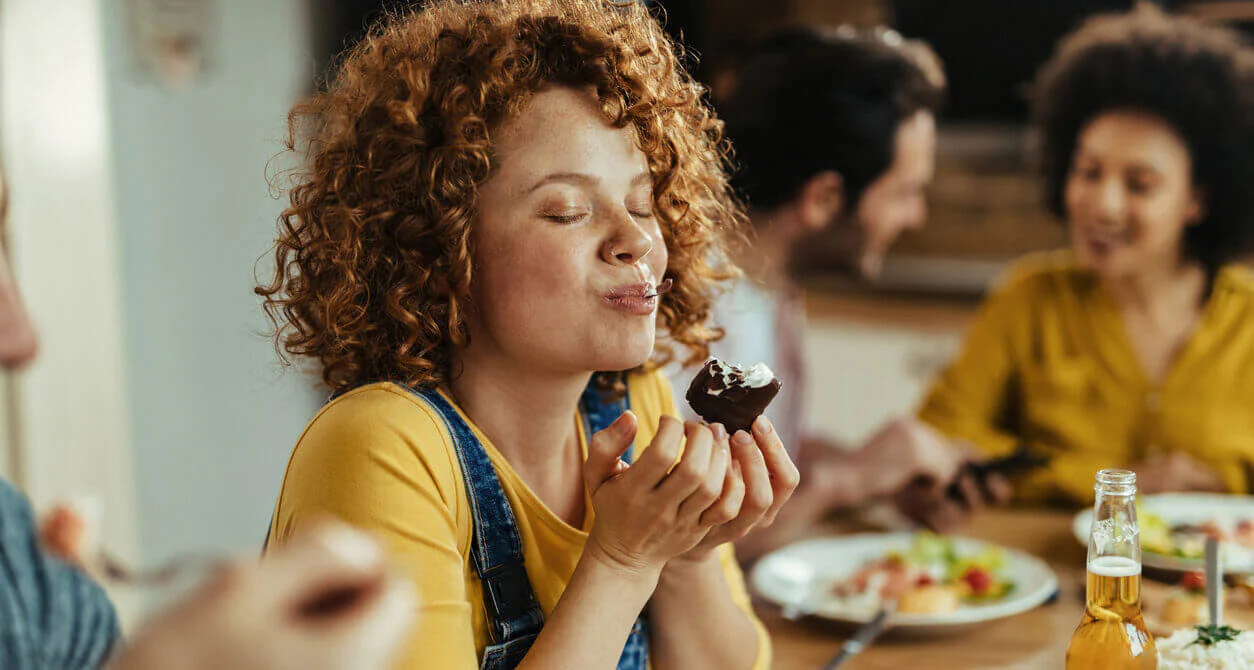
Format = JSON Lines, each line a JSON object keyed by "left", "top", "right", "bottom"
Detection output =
{"left": 1088, "top": 491, "right": 1141, "bottom": 564}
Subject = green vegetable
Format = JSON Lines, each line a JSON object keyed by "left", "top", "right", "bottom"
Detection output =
{"left": 1138, "top": 507, "right": 1173, "bottom": 554}
{"left": 908, "top": 532, "right": 954, "bottom": 566}
{"left": 963, "top": 583, "right": 1015, "bottom": 601}
{"left": 945, "top": 546, "right": 1007, "bottom": 582}
{"left": 1191, "top": 624, "right": 1242, "bottom": 647}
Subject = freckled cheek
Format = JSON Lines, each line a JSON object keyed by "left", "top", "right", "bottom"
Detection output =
{"left": 488, "top": 242, "right": 587, "bottom": 309}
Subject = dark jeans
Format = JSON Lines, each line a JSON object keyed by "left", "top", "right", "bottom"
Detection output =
{"left": 0, "top": 478, "right": 120, "bottom": 669}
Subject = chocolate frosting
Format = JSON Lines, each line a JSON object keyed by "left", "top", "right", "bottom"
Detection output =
{"left": 685, "top": 358, "right": 782, "bottom": 435}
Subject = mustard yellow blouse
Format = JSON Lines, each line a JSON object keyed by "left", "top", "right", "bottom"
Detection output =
{"left": 267, "top": 368, "right": 769, "bottom": 669}
{"left": 918, "top": 252, "right": 1254, "bottom": 505}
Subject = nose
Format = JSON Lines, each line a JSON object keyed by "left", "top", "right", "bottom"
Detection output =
{"left": 1093, "top": 176, "right": 1126, "bottom": 223}
{"left": 0, "top": 259, "right": 37, "bottom": 371}
{"left": 599, "top": 209, "right": 654, "bottom": 267}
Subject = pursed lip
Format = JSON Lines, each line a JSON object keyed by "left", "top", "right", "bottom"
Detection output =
{"left": 603, "top": 283, "right": 659, "bottom": 315}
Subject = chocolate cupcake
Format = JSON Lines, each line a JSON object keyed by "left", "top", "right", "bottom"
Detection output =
{"left": 685, "top": 358, "right": 782, "bottom": 435}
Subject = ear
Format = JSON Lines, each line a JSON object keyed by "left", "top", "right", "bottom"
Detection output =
{"left": 1185, "top": 184, "right": 1207, "bottom": 227}
{"left": 794, "top": 171, "right": 844, "bottom": 232}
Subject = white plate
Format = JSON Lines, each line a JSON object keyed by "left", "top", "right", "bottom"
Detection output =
{"left": 1072, "top": 493, "right": 1254, "bottom": 574}
{"left": 750, "top": 533, "right": 1059, "bottom": 631}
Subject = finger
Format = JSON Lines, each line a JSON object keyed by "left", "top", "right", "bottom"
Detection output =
{"left": 263, "top": 521, "right": 389, "bottom": 610}
{"left": 697, "top": 424, "right": 736, "bottom": 522}
{"left": 955, "top": 474, "right": 984, "bottom": 512}
{"left": 701, "top": 454, "right": 746, "bottom": 529}
{"left": 730, "top": 429, "right": 773, "bottom": 527}
{"left": 678, "top": 435, "right": 729, "bottom": 523}
{"left": 752, "top": 416, "right": 800, "bottom": 526}
{"left": 983, "top": 473, "right": 1014, "bottom": 505}
{"left": 658, "top": 422, "right": 715, "bottom": 501}
{"left": 628, "top": 415, "right": 686, "bottom": 486}
{"left": 318, "top": 572, "right": 417, "bottom": 670}
{"left": 894, "top": 481, "right": 948, "bottom": 532}
{"left": 930, "top": 439, "right": 967, "bottom": 483}
{"left": 1182, "top": 458, "right": 1225, "bottom": 493}
{"left": 927, "top": 503, "right": 963, "bottom": 533}
{"left": 584, "top": 411, "right": 638, "bottom": 495}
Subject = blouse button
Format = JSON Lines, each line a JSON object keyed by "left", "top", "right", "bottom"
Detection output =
{"left": 1146, "top": 392, "right": 1162, "bottom": 412}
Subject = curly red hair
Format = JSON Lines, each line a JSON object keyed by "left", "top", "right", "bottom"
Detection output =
{"left": 257, "top": 0, "right": 743, "bottom": 392}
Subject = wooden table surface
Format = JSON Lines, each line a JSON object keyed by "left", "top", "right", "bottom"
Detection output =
{"left": 759, "top": 509, "right": 1091, "bottom": 670}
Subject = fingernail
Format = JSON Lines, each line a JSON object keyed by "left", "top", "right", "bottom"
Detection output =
{"left": 753, "top": 415, "right": 770, "bottom": 434}
{"left": 711, "top": 423, "right": 727, "bottom": 441}
{"left": 732, "top": 430, "right": 753, "bottom": 447}
{"left": 316, "top": 523, "right": 382, "bottom": 570}
{"left": 613, "top": 411, "right": 637, "bottom": 435}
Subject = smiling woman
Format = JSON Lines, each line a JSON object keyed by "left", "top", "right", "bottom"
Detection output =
{"left": 916, "top": 6, "right": 1254, "bottom": 509}
{"left": 257, "top": 2, "right": 795, "bottom": 669}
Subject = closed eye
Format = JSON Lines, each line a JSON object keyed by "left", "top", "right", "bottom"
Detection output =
{"left": 543, "top": 211, "right": 590, "bottom": 225}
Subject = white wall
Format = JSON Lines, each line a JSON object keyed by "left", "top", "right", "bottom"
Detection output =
{"left": 805, "top": 319, "right": 962, "bottom": 446}
{"left": 1, "top": 0, "right": 140, "bottom": 622}
{"left": 102, "top": 1, "right": 321, "bottom": 567}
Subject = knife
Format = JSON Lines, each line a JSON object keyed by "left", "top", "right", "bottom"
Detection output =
{"left": 823, "top": 600, "right": 896, "bottom": 669}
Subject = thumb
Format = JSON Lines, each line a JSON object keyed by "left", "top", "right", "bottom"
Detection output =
{"left": 263, "top": 520, "right": 389, "bottom": 614}
{"left": 584, "top": 411, "right": 638, "bottom": 495}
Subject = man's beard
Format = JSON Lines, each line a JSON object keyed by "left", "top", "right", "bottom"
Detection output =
{"left": 788, "top": 215, "right": 878, "bottom": 281}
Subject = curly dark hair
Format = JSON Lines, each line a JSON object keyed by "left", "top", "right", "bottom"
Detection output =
{"left": 256, "top": 0, "right": 742, "bottom": 393}
{"left": 720, "top": 26, "right": 945, "bottom": 212}
{"left": 1034, "top": 6, "right": 1254, "bottom": 276}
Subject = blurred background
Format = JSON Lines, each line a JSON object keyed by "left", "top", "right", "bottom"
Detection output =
{"left": 0, "top": 0, "right": 1249, "bottom": 624}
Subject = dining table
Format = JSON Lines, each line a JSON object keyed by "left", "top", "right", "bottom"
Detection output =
{"left": 758, "top": 508, "right": 1092, "bottom": 670}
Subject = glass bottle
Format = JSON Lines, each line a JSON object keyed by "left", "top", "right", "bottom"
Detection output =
{"left": 1065, "top": 469, "right": 1157, "bottom": 669}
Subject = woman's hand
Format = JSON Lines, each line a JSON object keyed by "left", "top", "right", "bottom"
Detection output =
{"left": 1129, "top": 451, "right": 1226, "bottom": 494}
{"left": 845, "top": 418, "right": 967, "bottom": 503}
{"left": 111, "top": 521, "right": 414, "bottom": 670}
{"left": 583, "top": 412, "right": 729, "bottom": 576}
{"left": 675, "top": 415, "right": 801, "bottom": 562}
{"left": 893, "top": 470, "right": 1014, "bottom": 532}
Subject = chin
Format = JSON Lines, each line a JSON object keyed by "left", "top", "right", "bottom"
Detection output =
{"left": 589, "top": 333, "right": 656, "bottom": 372}
{"left": 1076, "top": 253, "right": 1131, "bottom": 282}
{"left": 858, "top": 251, "right": 885, "bottom": 279}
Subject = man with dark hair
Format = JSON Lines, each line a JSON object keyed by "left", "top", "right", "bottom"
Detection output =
{"left": 721, "top": 25, "right": 945, "bottom": 278}
{"left": 678, "top": 27, "right": 1006, "bottom": 561}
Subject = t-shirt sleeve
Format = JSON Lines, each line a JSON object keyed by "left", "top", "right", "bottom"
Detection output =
{"left": 268, "top": 386, "right": 477, "bottom": 669}
{"left": 917, "top": 265, "right": 1034, "bottom": 459}
{"left": 718, "top": 543, "right": 771, "bottom": 670}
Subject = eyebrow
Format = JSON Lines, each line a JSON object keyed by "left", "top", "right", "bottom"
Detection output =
{"left": 525, "top": 171, "right": 651, "bottom": 194}
{"left": 1073, "top": 151, "right": 1165, "bottom": 176}
{"left": 1125, "top": 164, "right": 1162, "bottom": 180}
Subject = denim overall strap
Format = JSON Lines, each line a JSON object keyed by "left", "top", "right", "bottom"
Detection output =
{"left": 579, "top": 374, "right": 633, "bottom": 462}
{"left": 415, "top": 388, "right": 546, "bottom": 655}
{"left": 363, "top": 378, "right": 646, "bottom": 670}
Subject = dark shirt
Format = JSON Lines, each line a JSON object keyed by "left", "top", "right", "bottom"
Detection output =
{"left": 0, "top": 478, "right": 119, "bottom": 669}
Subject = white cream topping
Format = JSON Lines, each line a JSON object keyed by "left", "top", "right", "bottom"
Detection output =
{"left": 743, "top": 362, "right": 775, "bottom": 388}
{"left": 704, "top": 359, "right": 774, "bottom": 395}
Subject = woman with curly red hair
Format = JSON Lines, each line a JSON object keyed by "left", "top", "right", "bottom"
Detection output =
{"left": 258, "top": 1, "right": 790, "bottom": 668}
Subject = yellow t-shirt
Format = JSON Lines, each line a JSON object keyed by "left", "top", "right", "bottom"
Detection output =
{"left": 267, "top": 368, "right": 770, "bottom": 669}
{"left": 919, "top": 252, "right": 1254, "bottom": 505}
